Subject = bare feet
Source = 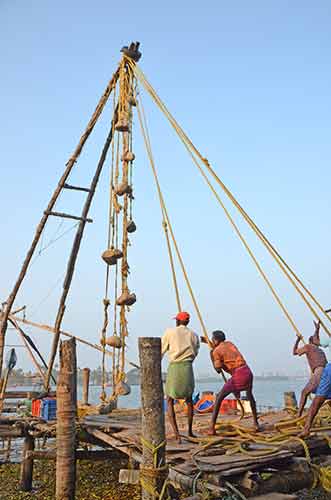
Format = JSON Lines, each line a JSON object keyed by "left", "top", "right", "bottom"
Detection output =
{"left": 188, "top": 431, "right": 197, "bottom": 438}
{"left": 252, "top": 423, "right": 261, "bottom": 433}
{"left": 206, "top": 427, "right": 216, "bottom": 436}
{"left": 298, "top": 429, "right": 310, "bottom": 439}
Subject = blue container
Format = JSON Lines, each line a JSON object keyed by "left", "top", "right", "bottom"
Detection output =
{"left": 41, "top": 398, "right": 57, "bottom": 420}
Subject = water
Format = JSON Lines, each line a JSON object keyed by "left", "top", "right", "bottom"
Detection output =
{"left": 7, "top": 378, "right": 307, "bottom": 409}
{"left": 81, "top": 378, "right": 307, "bottom": 409}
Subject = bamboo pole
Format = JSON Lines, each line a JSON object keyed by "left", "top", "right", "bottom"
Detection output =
{"left": 7, "top": 314, "right": 113, "bottom": 359}
{"left": 9, "top": 319, "right": 44, "bottom": 379}
{"left": 82, "top": 368, "right": 90, "bottom": 405}
{"left": 20, "top": 433, "right": 35, "bottom": 491}
{"left": 45, "top": 113, "right": 117, "bottom": 390}
{"left": 56, "top": 338, "right": 77, "bottom": 500}
{"left": 138, "top": 337, "right": 166, "bottom": 500}
{"left": 0, "top": 69, "right": 120, "bottom": 380}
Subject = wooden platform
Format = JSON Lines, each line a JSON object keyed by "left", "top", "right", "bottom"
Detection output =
{"left": 80, "top": 408, "right": 331, "bottom": 475}
{"left": 1, "top": 407, "right": 331, "bottom": 496}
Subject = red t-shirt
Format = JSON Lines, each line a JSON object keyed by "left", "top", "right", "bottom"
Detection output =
{"left": 212, "top": 341, "right": 246, "bottom": 375}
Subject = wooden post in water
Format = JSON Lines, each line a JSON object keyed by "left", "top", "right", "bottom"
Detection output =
{"left": 284, "top": 391, "right": 298, "bottom": 410}
{"left": 138, "top": 337, "right": 166, "bottom": 500}
{"left": 56, "top": 338, "right": 77, "bottom": 500}
{"left": 82, "top": 368, "right": 90, "bottom": 405}
{"left": 20, "top": 433, "right": 35, "bottom": 491}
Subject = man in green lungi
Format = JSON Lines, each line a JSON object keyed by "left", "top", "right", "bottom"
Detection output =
{"left": 162, "top": 311, "right": 200, "bottom": 443}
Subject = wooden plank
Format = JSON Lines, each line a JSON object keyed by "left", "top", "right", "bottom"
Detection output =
{"left": 45, "top": 211, "right": 93, "bottom": 223}
{"left": 63, "top": 184, "right": 91, "bottom": 193}
{"left": 195, "top": 449, "right": 293, "bottom": 467}
{"left": 86, "top": 428, "right": 142, "bottom": 463}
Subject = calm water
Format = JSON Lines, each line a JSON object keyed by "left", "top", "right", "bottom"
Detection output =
{"left": 7, "top": 378, "right": 307, "bottom": 409}
{"left": 79, "top": 378, "right": 307, "bottom": 409}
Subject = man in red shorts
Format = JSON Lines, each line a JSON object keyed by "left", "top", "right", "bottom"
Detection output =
{"left": 206, "top": 330, "right": 259, "bottom": 435}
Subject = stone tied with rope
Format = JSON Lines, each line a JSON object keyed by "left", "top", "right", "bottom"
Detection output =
{"left": 98, "top": 56, "right": 137, "bottom": 404}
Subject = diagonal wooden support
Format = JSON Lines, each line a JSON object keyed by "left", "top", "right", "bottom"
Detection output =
{"left": 0, "top": 67, "right": 120, "bottom": 380}
{"left": 44, "top": 105, "right": 118, "bottom": 390}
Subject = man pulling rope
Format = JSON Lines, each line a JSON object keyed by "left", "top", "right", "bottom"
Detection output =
{"left": 204, "top": 330, "right": 259, "bottom": 436}
{"left": 300, "top": 318, "right": 331, "bottom": 437}
{"left": 293, "top": 321, "right": 327, "bottom": 417}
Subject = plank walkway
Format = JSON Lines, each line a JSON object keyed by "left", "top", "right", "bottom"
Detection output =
{"left": 80, "top": 408, "right": 331, "bottom": 481}
{"left": 1, "top": 407, "right": 331, "bottom": 495}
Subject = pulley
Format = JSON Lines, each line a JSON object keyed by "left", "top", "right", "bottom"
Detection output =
{"left": 116, "top": 290, "right": 137, "bottom": 306}
{"left": 101, "top": 248, "right": 123, "bottom": 265}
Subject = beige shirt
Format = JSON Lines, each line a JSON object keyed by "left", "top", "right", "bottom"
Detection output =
{"left": 161, "top": 325, "right": 200, "bottom": 363}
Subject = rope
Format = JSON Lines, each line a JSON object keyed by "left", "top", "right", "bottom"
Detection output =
{"left": 136, "top": 95, "right": 181, "bottom": 312}
{"left": 136, "top": 96, "right": 210, "bottom": 344}
{"left": 116, "top": 60, "right": 136, "bottom": 389}
{"left": 100, "top": 298, "right": 110, "bottom": 401}
{"left": 100, "top": 94, "right": 118, "bottom": 403}
{"left": 140, "top": 438, "right": 169, "bottom": 500}
{"left": 129, "top": 59, "right": 331, "bottom": 338}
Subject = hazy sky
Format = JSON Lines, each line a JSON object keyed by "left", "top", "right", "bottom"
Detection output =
{"left": 0, "top": 1, "right": 330, "bottom": 379}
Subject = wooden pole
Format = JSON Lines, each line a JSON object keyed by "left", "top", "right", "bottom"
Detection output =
{"left": 45, "top": 111, "right": 117, "bottom": 390}
{"left": 0, "top": 69, "right": 120, "bottom": 380}
{"left": 9, "top": 319, "right": 44, "bottom": 379}
{"left": 56, "top": 338, "right": 77, "bottom": 500}
{"left": 138, "top": 337, "right": 166, "bottom": 500}
{"left": 284, "top": 392, "right": 298, "bottom": 410}
{"left": 82, "top": 368, "right": 90, "bottom": 405}
{"left": 7, "top": 314, "right": 113, "bottom": 359}
{"left": 0, "top": 367, "right": 12, "bottom": 413}
{"left": 20, "top": 433, "right": 35, "bottom": 491}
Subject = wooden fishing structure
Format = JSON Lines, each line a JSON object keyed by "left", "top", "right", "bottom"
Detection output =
{"left": 1, "top": 337, "right": 331, "bottom": 499}
{"left": 1, "top": 42, "right": 331, "bottom": 499}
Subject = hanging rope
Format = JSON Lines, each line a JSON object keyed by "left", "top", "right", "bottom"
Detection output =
{"left": 110, "top": 60, "right": 136, "bottom": 396}
{"left": 128, "top": 59, "right": 331, "bottom": 339}
{"left": 136, "top": 93, "right": 181, "bottom": 312}
{"left": 100, "top": 92, "right": 118, "bottom": 402}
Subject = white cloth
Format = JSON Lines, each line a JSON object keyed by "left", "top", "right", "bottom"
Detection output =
{"left": 161, "top": 325, "right": 200, "bottom": 363}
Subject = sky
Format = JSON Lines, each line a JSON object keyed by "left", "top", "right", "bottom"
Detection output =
{"left": 0, "top": 1, "right": 330, "bottom": 379}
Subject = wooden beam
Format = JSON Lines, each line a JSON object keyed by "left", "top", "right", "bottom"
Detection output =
{"left": 45, "top": 211, "right": 93, "bottom": 223}
{"left": 9, "top": 318, "right": 44, "bottom": 379}
{"left": 63, "top": 184, "right": 91, "bottom": 193}
{"left": 8, "top": 315, "right": 113, "bottom": 359}
{"left": 45, "top": 110, "right": 118, "bottom": 389}
{"left": 85, "top": 427, "right": 142, "bottom": 463}
{"left": 0, "top": 66, "right": 120, "bottom": 380}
